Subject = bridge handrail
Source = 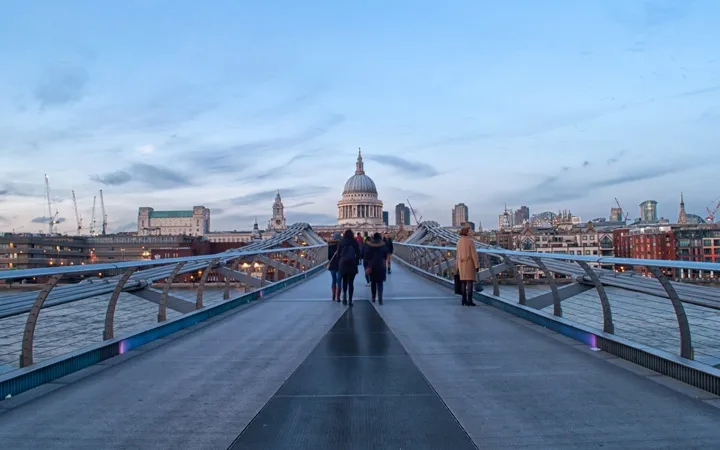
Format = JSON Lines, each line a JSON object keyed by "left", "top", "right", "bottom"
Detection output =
{"left": 396, "top": 242, "right": 720, "bottom": 272}
{"left": 0, "top": 244, "right": 327, "bottom": 281}
{"left": 393, "top": 240, "right": 720, "bottom": 361}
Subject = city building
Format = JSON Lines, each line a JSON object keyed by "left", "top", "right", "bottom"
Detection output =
{"left": 0, "top": 235, "right": 88, "bottom": 271}
{"left": 313, "top": 150, "right": 415, "bottom": 238}
{"left": 395, "top": 203, "right": 411, "bottom": 226}
{"left": 677, "top": 193, "right": 687, "bottom": 225}
{"left": 137, "top": 206, "right": 210, "bottom": 236}
{"left": 337, "top": 149, "right": 384, "bottom": 228}
{"left": 267, "top": 191, "right": 287, "bottom": 231}
{"left": 514, "top": 206, "right": 529, "bottom": 226}
{"left": 610, "top": 207, "right": 624, "bottom": 222}
{"left": 452, "top": 203, "right": 469, "bottom": 227}
{"left": 639, "top": 200, "right": 658, "bottom": 223}
{"left": 613, "top": 226, "right": 676, "bottom": 275}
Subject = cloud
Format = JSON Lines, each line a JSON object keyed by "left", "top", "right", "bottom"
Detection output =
{"left": 286, "top": 212, "right": 337, "bottom": 225}
{"left": 251, "top": 84, "right": 329, "bottom": 120}
{"left": 674, "top": 84, "right": 720, "bottom": 98}
{"left": 231, "top": 186, "right": 331, "bottom": 206}
{"left": 113, "top": 221, "right": 137, "bottom": 232}
{"left": 135, "top": 144, "right": 155, "bottom": 154}
{"left": 129, "top": 163, "right": 192, "bottom": 189}
{"left": 285, "top": 201, "right": 315, "bottom": 208}
{"left": 236, "top": 148, "right": 330, "bottom": 182}
{"left": 507, "top": 158, "right": 716, "bottom": 205}
{"left": 31, "top": 216, "right": 66, "bottom": 224}
{"left": 606, "top": 150, "right": 627, "bottom": 165}
{"left": 90, "top": 170, "right": 132, "bottom": 186}
{"left": 365, "top": 155, "right": 439, "bottom": 177}
{"left": 188, "top": 114, "right": 345, "bottom": 174}
{"left": 0, "top": 183, "right": 46, "bottom": 198}
{"left": 34, "top": 63, "right": 89, "bottom": 108}
{"left": 384, "top": 187, "right": 433, "bottom": 202}
{"left": 90, "top": 164, "right": 191, "bottom": 189}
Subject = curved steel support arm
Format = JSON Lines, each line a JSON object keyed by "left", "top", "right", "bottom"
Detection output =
{"left": 648, "top": 266, "right": 693, "bottom": 359}
{"left": 482, "top": 254, "right": 500, "bottom": 296}
{"left": 224, "top": 258, "right": 243, "bottom": 300}
{"left": 577, "top": 261, "right": 614, "bottom": 334}
{"left": 158, "top": 261, "right": 186, "bottom": 322}
{"left": 104, "top": 268, "right": 138, "bottom": 340}
{"left": 20, "top": 274, "right": 63, "bottom": 368}
{"left": 531, "top": 257, "right": 562, "bottom": 317}
{"left": 196, "top": 259, "right": 219, "bottom": 310}
{"left": 502, "top": 256, "right": 526, "bottom": 305}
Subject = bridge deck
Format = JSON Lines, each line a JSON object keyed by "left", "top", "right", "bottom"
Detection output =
{"left": 1, "top": 266, "right": 720, "bottom": 448}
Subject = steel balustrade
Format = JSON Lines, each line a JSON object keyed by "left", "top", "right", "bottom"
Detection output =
{"left": 0, "top": 223, "right": 328, "bottom": 371}
{"left": 394, "top": 222, "right": 720, "bottom": 363}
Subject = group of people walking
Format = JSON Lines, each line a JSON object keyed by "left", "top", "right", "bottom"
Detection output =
{"left": 327, "top": 230, "right": 394, "bottom": 306}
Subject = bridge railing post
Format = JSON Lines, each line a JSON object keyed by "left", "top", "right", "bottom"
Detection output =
{"left": 576, "top": 261, "right": 614, "bottom": 334}
{"left": 104, "top": 268, "right": 138, "bottom": 340}
{"left": 531, "top": 256, "right": 562, "bottom": 317}
{"left": 646, "top": 265, "right": 694, "bottom": 359}
{"left": 158, "top": 262, "right": 187, "bottom": 322}
{"left": 20, "top": 275, "right": 63, "bottom": 368}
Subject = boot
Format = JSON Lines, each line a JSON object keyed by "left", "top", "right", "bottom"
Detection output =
{"left": 461, "top": 291, "right": 467, "bottom": 306}
{"left": 332, "top": 286, "right": 337, "bottom": 301}
{"left": 467, "top": 283, "right": 477, "bottom": 306}
{"left": 342, "top": 290, "right": 347, "bottom": 305}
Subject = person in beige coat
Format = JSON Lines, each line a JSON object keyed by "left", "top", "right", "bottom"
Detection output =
{"left": 455, "top": 226, "right": 479, "bottom": 306}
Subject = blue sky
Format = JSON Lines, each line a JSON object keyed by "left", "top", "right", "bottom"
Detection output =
{"left": 1, "top": 0, "right": 719, "bottom": 233}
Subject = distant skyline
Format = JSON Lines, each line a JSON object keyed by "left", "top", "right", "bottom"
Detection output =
{"left": 1, "top": 0, "right": 719, "bottom": 233}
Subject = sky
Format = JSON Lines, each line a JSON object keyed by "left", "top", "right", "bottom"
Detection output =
{"left": 1, "top": 0, "right": 719, "bottom": 234}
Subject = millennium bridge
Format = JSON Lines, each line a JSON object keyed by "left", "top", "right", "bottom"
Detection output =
{"left": 1, "top": 222, "right": 720, "bottom": 448}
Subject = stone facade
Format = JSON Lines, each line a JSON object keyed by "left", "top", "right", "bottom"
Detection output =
{"left": 137, "top": 206, "right": 210, "bottom": 236}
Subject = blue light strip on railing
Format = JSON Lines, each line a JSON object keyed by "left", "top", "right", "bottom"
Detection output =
{"left": 396, "top": 242, "right": 720, "bottom": 272}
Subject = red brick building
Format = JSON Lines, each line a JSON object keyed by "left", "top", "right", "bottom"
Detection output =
{"left": 613, "top": 226, "right": 675, "bottom": 275}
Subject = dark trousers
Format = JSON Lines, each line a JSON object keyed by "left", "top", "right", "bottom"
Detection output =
{"left": 371, "top": 281, "right": 384, "bottom": 300}
{"left": 342, "top": 273, "right": 356, "bottom": 302}
{"left": 461, "top": 281, "right": 474, "bottom": 301}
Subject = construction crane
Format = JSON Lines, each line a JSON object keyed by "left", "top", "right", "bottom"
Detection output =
{"left": 706, "top": 196, "right": 720, "bottom": 223}
{"left": 406, "top": 198, "right": 423, "bottom": 225}
{"left": 44, "top": 174, "right": 59, "bottom": 234}
{"left": 89, "top": 196, "right": 97, "bottom": 236}
{"left": 614, "top": 197, "right": 630, "bottom": 223}
{"left": 100, "top": 189, "right": 108, "bottom": 235}
{"left": 71, "top": 190, "right": 83, "bottom": 235}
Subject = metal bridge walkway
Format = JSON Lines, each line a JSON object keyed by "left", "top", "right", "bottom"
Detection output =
{"left": 1, "top": 266, "right": 720, "bottom": 449}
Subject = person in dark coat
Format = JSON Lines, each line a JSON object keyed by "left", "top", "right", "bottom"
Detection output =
{"left": 383, "top": 233, "right": 394, "bottom": 274}
{"left": 361, "top": 235, "right": 371, "bottom": 286}
{"left": 338, "top": 229, "right": 361, "bottom": 306}
{"left": 363, "top": 232, "right": 390, "bottom": 304}
{"left": 327, "top": 232, "right": 342, "bottom": 302}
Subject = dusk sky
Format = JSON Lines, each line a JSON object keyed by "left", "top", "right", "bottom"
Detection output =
{"left": 1, "top": 0, "right": 719, "bottom": 234}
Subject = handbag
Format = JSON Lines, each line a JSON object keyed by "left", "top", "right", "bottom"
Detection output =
{"left": 454, "top": 272, "right": 462, "bottom": 295}
{"left": 326, "top": 246, "right": 340, "bottom": 270}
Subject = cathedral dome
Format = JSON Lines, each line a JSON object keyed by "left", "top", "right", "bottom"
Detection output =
{"left": 342, "top": 151, "right": 377, "bottom": 194}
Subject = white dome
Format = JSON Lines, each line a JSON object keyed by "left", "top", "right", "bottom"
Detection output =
{"left": 343, "top": 173, "right": 377, "bottom": 194}
{"left": 342, "top": 150, "right": 377, "bottom": 194}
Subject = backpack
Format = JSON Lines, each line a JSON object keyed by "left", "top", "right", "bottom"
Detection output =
{"left": 339, "top": 242, "right": 357, "bottom": 266}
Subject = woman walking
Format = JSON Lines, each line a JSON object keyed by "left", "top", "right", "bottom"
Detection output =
{"left": 383, "top": 233, "right": 394, "bottom": 274}
{"left": 327, "top": 232, "right": 342, "bottom": 302}
{"left": 455, "top": 226, "right": 479, "bottom": 306}
{"left": 363, "top": 232, "right": 390, "bottom": 304}
{"left": 338, "top": 229, "right": 361, "bottom": 306}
